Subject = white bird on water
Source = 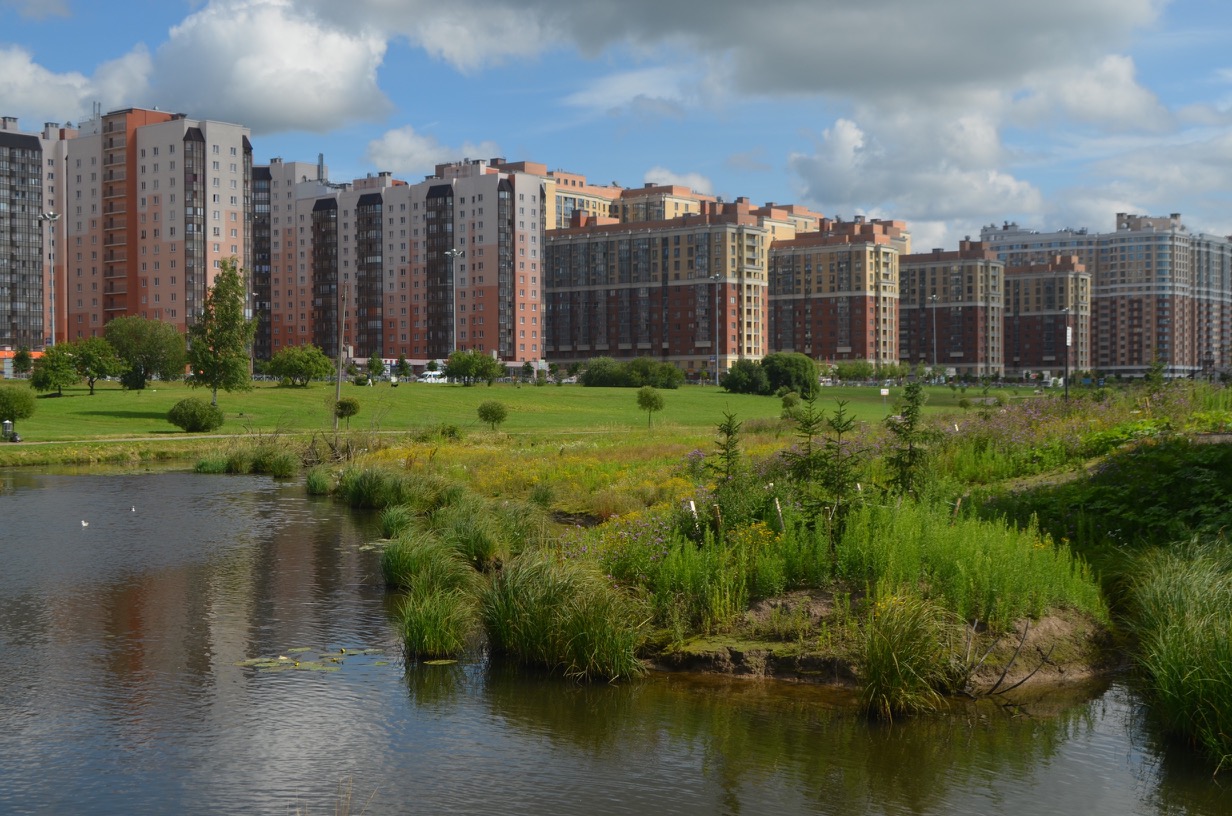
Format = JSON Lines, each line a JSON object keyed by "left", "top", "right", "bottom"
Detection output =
{"left": 81, "top": 520, "right": 88, "bottom": 527}
{"left": 131, "top": 506, "right": 136, "bottom": 512}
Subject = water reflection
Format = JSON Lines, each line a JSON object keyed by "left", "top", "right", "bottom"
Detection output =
{"left": 0, "top": 468, "right": 1229, "bottom": 815}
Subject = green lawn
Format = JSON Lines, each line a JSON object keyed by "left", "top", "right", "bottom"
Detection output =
{"left": 0, "top": 377, "right": 992, "bottom": 446}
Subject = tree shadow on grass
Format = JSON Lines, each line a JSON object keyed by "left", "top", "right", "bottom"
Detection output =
{"left": 75, "top": 410, "right": 170, "bottom": 421}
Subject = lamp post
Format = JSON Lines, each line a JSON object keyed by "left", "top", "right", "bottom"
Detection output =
{"left": 929, "top": 293, "right": 938, "bottom": 382}
{"left": 1062, "top": 306, "right": 1071, "bottom": 400}
{"left": 38, "top": 212, "right": 61, "bottom": 347}
{"left": 710, "top": 274, "right": 721, "bottom": 386}
{"left": 444, "top": 248, "right": 464, "bottom": 353}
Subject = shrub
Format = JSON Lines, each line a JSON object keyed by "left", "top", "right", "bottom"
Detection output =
{"left": 167, "top": 397, "right": 224, "bottom": 433}
{"left": 0, "top": 384, "right": 37, "bottom": 422}
{"left": 477, "top": 400, "right": 508, "bottom": 431}
{"left": 335, "top": 396, "right": 361, "bottom": 428}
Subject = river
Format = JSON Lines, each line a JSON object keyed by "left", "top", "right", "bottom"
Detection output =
{"left": 0, "top": 468, "right": 1228, "bottom": 815}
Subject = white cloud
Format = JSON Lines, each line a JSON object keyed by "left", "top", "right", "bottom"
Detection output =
{"left": 147, "top": 0, "right": 391, "bottom": 133}
{"left": 643, "top": 166, "right": 713, "bottom": 194}
{"left": 1013, "top": 55, "right": 1170, "bottom": 131}
{"left": 365, "top": 125, "right": 500, "bottom": 177}
{"left": 563, "top": 66, "right": 695, "bottom": 118}
{"left": 2, "top": 0, "right": 69, "bottom": 19}
{"left": 0, "top": 45, "right": 143, "bottom": 124}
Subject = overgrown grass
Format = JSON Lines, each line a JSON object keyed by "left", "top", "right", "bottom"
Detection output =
{"left": 860, "top": 593, "right": 964, "bottom": 720}
{"left": 1127, "top": 541, "right": 1232, "bottom": 770}
{"left": 479, "top": 551, "right": 647, "bottom": 681}
{"left": 398, "top": 588, "right": 479, "bottom": 660}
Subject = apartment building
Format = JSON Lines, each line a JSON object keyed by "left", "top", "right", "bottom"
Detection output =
{"left": 767, "top": 216, "right": 908, "bottom": 367}
{"left": 981, "top": 214, "right": 1232, "bottom": 377}
{"left": 544, "top": 201, "right": 772, "bottom": 376}
{"left": 1002, "top": 255, "right": 1090, "bottom": 380}
{"left": 41, "top": 107, "right": 254, "bottom": 341}
{"left": 899, "top": 241, "right": 1004, "bottom": 378}
{"left": 262, "top": 157, "right": 547, "bottom": 364}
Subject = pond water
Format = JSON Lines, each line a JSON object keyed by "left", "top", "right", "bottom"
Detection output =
{"left": 0, "top": 468, "right": 1229, "bottom": 815}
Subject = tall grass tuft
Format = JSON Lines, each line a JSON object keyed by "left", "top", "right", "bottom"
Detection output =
{"left": 398, "top": 588, "right": 479, "bottom": 659}
{"left": 305, "top": 465, "right": 333, "bottom": 495}
{"left": 194, "top": 454, "right": 228, "bottom": 474}
{"left": 859, "top": 592, "right": 963, "bottom": 720}
{"left": 480, "top": 551, "right": 647, "bottom": 681}
{"left": 1128, "top": 541, "right": 1232, "bottom": 769}
{"left": 337, "top": 466, "right": 416, "bottom": 509}
{"left": 380, "top": 505, "right": 415, "bottom": 539}
{"left": 431, "top": 497, "right": 507, "bottom": 571}
{"left": 381, "top": 532, "right": 476, "bottom": 595}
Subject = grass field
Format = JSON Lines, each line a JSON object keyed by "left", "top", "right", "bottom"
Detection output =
{"left": 0, "top": 378, "right": 987, "bottom": 444}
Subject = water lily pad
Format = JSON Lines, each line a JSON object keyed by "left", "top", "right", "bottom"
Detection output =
{"left": 286, "top": 647, "right": 313, "bottom": 654}
{"left": 423, "top": 659, "right": 458, "bottom": 666}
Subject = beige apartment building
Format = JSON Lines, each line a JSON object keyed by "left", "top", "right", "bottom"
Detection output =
{"left": 1002, "top": 255, "right": 1091, "bottom": 380}
{"left": 544, "top": 201, "right": 773, "bottom": 376}
{"left": 899, "top": 241, "right": 1004, "bottom": 378}
{"left": 981, "top": 214, "right": 1231, "bottom": 378}
{"left": 768, "top": 216, "right": 908, "bottom": 368}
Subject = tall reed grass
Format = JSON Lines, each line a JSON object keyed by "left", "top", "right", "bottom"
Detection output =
{"left": 1128, "top": 541, "right": 1232, "bottom": 770}
{"left": 860, "top": 592, "right": 964, "bottom": 720}
{"left": 480, "top": 551, "right": 647, "bottom": 681}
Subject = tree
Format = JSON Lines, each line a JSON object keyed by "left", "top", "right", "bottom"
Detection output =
{"left": 187, "top": 258, "right": 256, "bottom": 405}
{"left": 636, "top": 385, "right": 664, "bottom": 429}
{"left": 762, "top": 352, "right": 819, "bottom": 398}
{"left": 30, "top": 345, "right": 78, "bottom": 396}
{"left": 12, "top": 347, "right": 32, "bottom": 377}
{"left": 445, "top": 349, "right": 503, "bottom": 386}
{"left": 394, "top": 354, "right": 412, "bottom": 379}
{"left": 477, "top": 400, "right": 509, "bottom": 431}
{"left": 884, "top": 380, "right": 940, "bottom": 498}
{"left": 267, "top": 344, "right": 334, "bottom": 386}
{"left": 0, "top": 384, "right": 36, "bottom": 422}
{"left": 720, "top": 359, "right": 770, "bottom": 395}
{"left": 105, "top": 316, "right": 187, "bottom": 390}
{"left": 69, "top": 336, "right": 125, "bottom": 395}
{"left": 335, "top": 396, "right": 360, "bottom": 429}
{"left": 367, "top": 354, "right": 386, "bottom": 381}
{"left": 833, "top": 359, "right": 875, "bottom": 383}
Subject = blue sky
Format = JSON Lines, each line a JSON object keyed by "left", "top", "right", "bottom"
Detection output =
{"left": 3, "top": 0, "right": 1231, "bottom": 249}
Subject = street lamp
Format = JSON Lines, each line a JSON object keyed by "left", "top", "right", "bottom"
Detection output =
{"left": 38, "top": 212, "right": 61, "bottom": 347}
{"left": 444, "top": 248, "right": 464, "bottom": 353}
{"left": 710, "top": 274, "right": 721, "bottom": 386}
{"left": 929, "top": 293, "right": 938, "bottom": 382}
{"left": 1062, "top": 306, "right": 1071, "bottom": 400}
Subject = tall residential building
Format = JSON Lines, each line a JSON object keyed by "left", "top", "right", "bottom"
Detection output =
{"left": 263, "top": 157, "right": 547, "bottom": 364}
{"left": 544, "top": 201, "right": 772, "bottom": 375}
{"left": 767, "top": 216, "right": 908, "bottom": 367}
{"left": 1002, "top": 255, "right": 1090, "bottom": 380}
{"left": 52, "top": 107, "right": 253, "bottom": 341}
{"left": 899, "top": 241, "right": 1005, "bottom": 378}
{"left": 981, "top": 214, "right": 1232, "bottom": 377}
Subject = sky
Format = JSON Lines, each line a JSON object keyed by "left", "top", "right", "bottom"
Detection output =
{"left": 3, "top": 0, "right": 1232, "bottom": 250}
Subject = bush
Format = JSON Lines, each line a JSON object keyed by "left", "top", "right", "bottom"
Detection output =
{"left": 477, "top": 400, "right": 508, "bottom": 431}
{"left": 0, "top": 384, "right": 36, "bottom": 422}
{"left": 167, "top": 397, "right": 224, "bottom": 433}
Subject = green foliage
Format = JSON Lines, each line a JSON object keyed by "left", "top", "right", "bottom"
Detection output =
{"left": 186, "top": 257, "right": 257, "bottom": 405}
{"left": 1127, "top": 542, "right": 1232, "bottom": 768}
{"left": 636, "top": 385, "right": 665, "bottom": 428}
{"left": 709, "top": 411, "right": 743, "bottom": 482}
{"left": 394, "top": 354, "right": 412, "bottom": 379}
{"left": 167, "top": 397, "right": 225, "bottom": 433}
{"left": 305, "top": 465, "right": 333, "bottom": 495}
{"left": 12, "top": 347, "right": 32, "bottom": 376}
{"left": 367, "top": 355, "right": 386, "bottom": 379}
{"left": 721, "top": 358, "right": 771, "bottom": 395}
{"left": 398, "top": 588, "right": 480, "bottom": 659}
{"left": 480, "top": 551, "right": 647, "bottom": 681}
{"left": 834, "top": 359, "right": 876, "bottom": 383}
{"left": 267, "top": 344, "right": 334, "bottom": 386}
{"left": 477, "top": 399, "right": 509, "bottom": 431}
{"left": 30, "top": 345, "right": 79, "bottom": 395}
{"left": 335, "top": 396, "right": 360, "bottom": 428}
{"left": 68, "top": 336, "right": 126, "bottom": 395}
{"left": 0, "top": 384, "right": 37, "bottom": 421}
{"left": 580, "top": 356, "right": 684, "bottom": 389}
{"left": 884, "top": 380, "right": 939, "bottom": 498}
{"left": 762, "top": 352, "right": 820, "bottom": 398}
{"left": 104, "top": 315, "right": 187, "bottom": 390}
{"left": 445, "top": 349, "right": 503, "bottom": 385}
{"left": 860, "top": 593, "right": 963, "bottom": 720}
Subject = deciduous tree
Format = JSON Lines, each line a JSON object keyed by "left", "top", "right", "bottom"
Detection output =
{"left": 104, "top": 315, "right": 187, "bottom": 390}
{"left": 69, "top": 336, "right": 126, "bottom": 395}
{"left": 30, "top": 344, "right": 78, "bottom": 396}
{"left": 268, "top": 344, "right": 334, "bottom": 386}
{"left": 636, "top": 385, "right": 664, "bottom": 429}
{"left": 187, "top": 258, "right": 256, "bottom": 405}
